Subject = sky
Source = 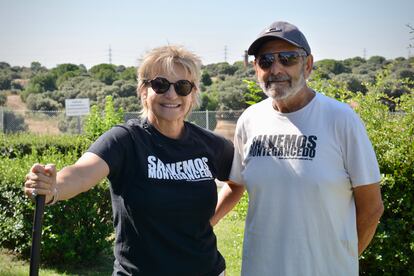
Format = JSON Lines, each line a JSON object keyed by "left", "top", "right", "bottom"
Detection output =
{"left": 0, "top": 0, "right": 413, "bottom": 69}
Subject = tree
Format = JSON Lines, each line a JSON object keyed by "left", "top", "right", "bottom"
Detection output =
{"left": 26, "top": 93, "right": 61, "bottom": 111}
{"left": 198, "top": 91, "right": 219, "bottom": 111}
{"left": 394, "top": 68, "right": 414, "bottom": 82}
{"left": 23, "top": 72, "right": 57, "bottom": 99}
{"left": 30, "top": 61, "right": 43, "bottom": 73}
{"left": 314, "top": 59, "right": 350, "bottom": 75}
{"left": 0, "top": 71, "right": 12, "bottom": 90}
{"left": 201, "top": 71, "right": 212, "bottom": 86}
{"left": 50, "top": 63, "right": 85, "bottom": 88}
{"left": 332, "top": 73, "right": 368, "bottom": 93}
{"left": 119, "top": 67, "right": 137, "bottom": 81}
{"left": 0, "top": 62, "right": 11, "bottom": 70}
{"left": 367, "top": 56, "right": 386, "bottom": 65}
{"left": 202, "top": 62, "right": 238, "bottom": 77}
{"left": 343, "top": 57, "right": 366, "bottom": 68}
{"left": 89, "top": 64, "right": 118, "bottom": 85}
{"left": 216, "top": 76, "right": 249, "bottom": 110}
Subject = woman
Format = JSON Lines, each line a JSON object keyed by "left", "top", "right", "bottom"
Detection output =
{"left": 24, "top": 45, "right": 233, "bottom": 276}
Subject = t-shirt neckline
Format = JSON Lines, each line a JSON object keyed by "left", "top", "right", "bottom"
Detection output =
{"left": 143, "top": 118, "right": 191, "bottom": 145}
{"left": 270, "top": 91, "right": 319, "bottom": 117}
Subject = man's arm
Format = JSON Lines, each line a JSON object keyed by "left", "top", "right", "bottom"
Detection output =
{"left": 353, "top": 182, "right": 384, "bottom": 255}
{"left": 210, "top": 181, "right": 245, "bottom": 226}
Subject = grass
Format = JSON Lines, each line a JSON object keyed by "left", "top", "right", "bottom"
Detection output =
{"left": 0, "top": 248, "right": 113, "bottom": 276}
{"left": 0, "top": 211, "right": 245, "bottom": 276}
{"left": 215, "top": 211, "right": 245, "bottom": 276}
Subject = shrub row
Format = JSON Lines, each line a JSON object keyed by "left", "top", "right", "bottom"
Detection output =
{"left": 0, "top": 133, "right": 87, "bottom": 158}
{"left": 0, "top": 140, "right": 113, "bottom": 264}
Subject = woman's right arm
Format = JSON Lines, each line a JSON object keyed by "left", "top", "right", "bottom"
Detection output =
{"left": 24, "top": 152, "right": 109, "bottom": 204}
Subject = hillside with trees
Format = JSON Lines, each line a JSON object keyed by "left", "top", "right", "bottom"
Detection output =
{"left": 0, "top": 55, "right": 413, "bottom": 115}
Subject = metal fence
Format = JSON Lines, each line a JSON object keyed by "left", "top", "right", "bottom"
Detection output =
{"left": 0, "top": 107, "right": 243, "bottom": 140}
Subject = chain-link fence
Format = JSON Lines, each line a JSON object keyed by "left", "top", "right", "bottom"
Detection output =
{"left": 0, "top": 107, "right": 243, "bottom": 140}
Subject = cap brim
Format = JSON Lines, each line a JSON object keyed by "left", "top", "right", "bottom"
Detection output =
{"left": 247, "top": 35, "right": 302, "bottom": 56}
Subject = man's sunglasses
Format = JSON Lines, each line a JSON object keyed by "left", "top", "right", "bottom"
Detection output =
{"left": 144, "top": 77, "right": 194, "bottom": 96}
{"left": 257, "top": 51, "right": 308, "bottom": 70}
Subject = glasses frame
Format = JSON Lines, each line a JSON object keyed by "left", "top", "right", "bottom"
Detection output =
{"left": 143, "top": 77, "right": 195, "bottom": 96}
{"left": 256, "top": 50, "right": 308, "bottom": 70}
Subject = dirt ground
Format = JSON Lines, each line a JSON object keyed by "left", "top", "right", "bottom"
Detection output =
{"left": 6, "top": 95, "right": 60, "bottom": 135}
{"left": 5, "top": 94, "right": 26, "bottom": 110}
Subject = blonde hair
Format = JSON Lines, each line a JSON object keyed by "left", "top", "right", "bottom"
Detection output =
{"left": 137, "top": 45, "right": 202, "bottom": 118}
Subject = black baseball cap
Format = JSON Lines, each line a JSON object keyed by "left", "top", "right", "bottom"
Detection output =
{"left": 247, "top": 21, "right": 311, "bottom": 56}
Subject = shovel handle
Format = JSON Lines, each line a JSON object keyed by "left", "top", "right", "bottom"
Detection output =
{"left": 30, "top": 195, "right": 46, "bottom": 276}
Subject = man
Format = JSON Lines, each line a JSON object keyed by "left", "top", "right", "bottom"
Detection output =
{"left": 211, "top": 21, "right": 384, "bottom": 275}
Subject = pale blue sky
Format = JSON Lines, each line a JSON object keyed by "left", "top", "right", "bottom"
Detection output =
{"left": 0, "top": 0, "right": 413, "bottom": 69}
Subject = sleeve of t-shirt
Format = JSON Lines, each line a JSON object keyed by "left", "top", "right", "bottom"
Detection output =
{"left": 87, "top": 125, "right": 131, "bottom": 180}
{"left": 341, "top": 108, "right": 381, "bottom": 187}
{"left": 215, "top": 137, "right": 234, "bottom": 181}
{"left": 229, "top": 118, "right": 246, "bottom": 186}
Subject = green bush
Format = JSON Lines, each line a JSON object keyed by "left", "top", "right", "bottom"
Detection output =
{"left": 3, "top": 110, "right": 28, "bottom": 133}
{"left": 84, "top": 95, "right": 124, "bottom": 141}
{"left": 0, "top": 146, "right": 113, "bottom": 264}
{"left": 0, "top": 96, "right": 125, "bottom": 264}
{"left": 26, "top": 93, "right": 61, "bottom": 111}
{"left": 0, "top": 133, "right": 86, "bottom": 158}
{"left": 352, "top": 80, "right": 414, "bottom": 275}
{"left": 0, "top": 93, "right": 6, "bottom": 106}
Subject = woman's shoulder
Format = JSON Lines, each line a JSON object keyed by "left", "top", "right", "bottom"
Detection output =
{"left": 185, "top": 121, "right": 232, "bottom": 145}
{"left": 98, "top": 119, "right": 147, "bottom": 143}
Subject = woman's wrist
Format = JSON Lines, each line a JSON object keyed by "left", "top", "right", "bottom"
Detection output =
{"left": 46, "top": 186, "right": 59, "bottom": 206}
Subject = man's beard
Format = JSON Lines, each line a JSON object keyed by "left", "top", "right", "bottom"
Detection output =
{"left": 259, "top": 68, "right": 306, "bottom": 101}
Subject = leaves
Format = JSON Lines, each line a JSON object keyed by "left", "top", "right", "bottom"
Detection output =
{"left": 84, "top": 95, "right": 124, "bottom": 140}
{"left": 0, "top": 134, "right": 112, "bottom": 264}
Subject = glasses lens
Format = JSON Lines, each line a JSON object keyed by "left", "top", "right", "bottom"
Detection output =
{"left": 258, "top": 54, "right": 275, "bottom": 70}
{"left": 258, "top": 51, "right": 305, "bottom": 69}
{"left": 151, "top": 77, "right": 170, "bottom": 94}
{"left": 174, "top": 80, "right": 193, "bottom": 96}
{"left": 278, "top": 52, "right": 300, "bottom": 66}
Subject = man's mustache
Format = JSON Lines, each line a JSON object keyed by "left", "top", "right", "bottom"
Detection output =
{"left": 268, "top": 75, "right": 291, "bottom": 82}
{"left": 258, "top": 75, "right": 291, "bottom": 88}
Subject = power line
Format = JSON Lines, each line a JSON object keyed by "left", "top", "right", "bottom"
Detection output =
{"left": 224, "top": 45, "right": 227, "bottom": 63}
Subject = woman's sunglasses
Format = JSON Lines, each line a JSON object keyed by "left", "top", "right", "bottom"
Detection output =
{"left": 257, "top": 51, "right": 308, "bottom": 70}
{"left": 144, "top": 77, "right": 194, "bottom": 96}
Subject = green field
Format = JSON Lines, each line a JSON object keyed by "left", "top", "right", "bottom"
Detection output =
{"left": 0, "top": 211, "right": 245, "bottom": 276}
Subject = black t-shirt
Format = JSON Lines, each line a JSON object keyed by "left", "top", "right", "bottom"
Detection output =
{"left": 88, "top": 119, "right": 234, "bottom": 276}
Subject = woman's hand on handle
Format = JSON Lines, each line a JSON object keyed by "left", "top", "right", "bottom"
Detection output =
{"left": 25, "top": 163, "right": 57, "bottom": 204}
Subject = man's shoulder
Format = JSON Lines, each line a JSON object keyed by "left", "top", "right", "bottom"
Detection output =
{"left": 240, "top": 98, "right": 272, "bottom": 119}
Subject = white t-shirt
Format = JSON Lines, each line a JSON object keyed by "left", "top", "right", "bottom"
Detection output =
{"left": 229, "top": 93, "right": 381, "bottom": 276}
